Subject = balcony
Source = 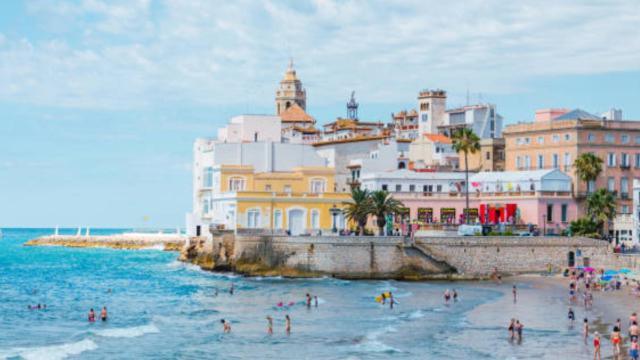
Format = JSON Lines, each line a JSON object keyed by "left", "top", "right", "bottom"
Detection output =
{"left": 620, "top": 163, "right": 631, "bottom": 170}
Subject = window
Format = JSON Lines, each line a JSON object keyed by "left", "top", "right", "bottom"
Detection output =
{"left": 587, "top": 180, "right": 596, "bottom": 193}
{"left": 561, "top": 204, "right": 568, "bottom": 223}
{"left": 524, "top": 155, "right": 531, "bottom": 170}
{"left": 202, "top": 198, "right": 209, "bottom": 214}
{"left": 605, "top": 134, "right": 615, "bottom": 143}
{"left": 351, "top": 169, "right": 360, "bottom": 181}
{"left": 564, "top": 133, "right": 571, "bottom": 141}
{"left": 395, "top": 184, "right": 402, "bottom": 192}
{"left": 382, "top": 184, "right": 388, "bottom": 191}
{"left": 607, "top": 153, "right": 616, "bottom": 167}
{"left": 537, "top": 136, "right": 544, "bottom": 144}
{"left": 516, "top": 156, "right": 521, "bottom": 169}
{"left": 229, "top": 177, "right": 245, "bottom": 191}
{"left": 284, "top": 185, "right": 292, "bottom": 193}
{"left": 552, "top": 134, "right": 560, "bottom": 143}
{"left": 636, "top": 154, "right": 640, "bottom": 168}
{"left": 552, "top": 154, "right": 559, "bottom": 169}
{"left": 421, "top": 114, "right": 428, "bottom": 122}
{"left": 537, "top": 154, "right": 544, "bottom": 169}
{"left": 486, "top": 151, "right": 491, "bottom": 160}
{"left": 203, "top": 167, "right": 214, "bottom": 187}
{"left": 265, "top": 184, "right": 272, "bottom": 191}
{"left": 310, "top": 179, "right": 326, "bottom": 193}
{"left": 623, "top": 205, "right": 630, "bottom": 214}
{"left": 636, "top": 135, "right": 640, "bottom": 144}
{"left": 247, "top": 209, "right": 260, "bottom": 228}
{"left": 622, "top": 135, "right": 630, "bottom": 144}
{"left": 564, "top": 153, "right": 571, "bottom": 170}
{"left": 524, "top": 137, "right": 530, "bottom": 145}
{"left": 621, "top": 177, "right": 629, "bottom": 195}
{"left": 370, "top": 151, "right": 379, "bottom": 159}
{"left": 621, "top": 153, "right": 630, "bottom": 167}
{"left": 311, "top": 209, "right": 320, "bottom": 229}
{"left": 608, "top": 177, "right": 615, "bottom": 192}
{"left": 409, "top": 184, "right": 416, "bottom": 192}
{"left": 587, "top": 133, "right": 596, "bottom": 142}
{"left": 274, "top": 210, "right": 282, "bottom": 229}
{"left": 436, "top": 184, "right": 443, "bottom": 192}
{"left": 546, "top": 204, "right": 553, "bottom": 222}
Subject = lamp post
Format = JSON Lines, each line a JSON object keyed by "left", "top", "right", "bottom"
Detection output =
{"left": 330, "top": 205, "right": 340, "bottom": 234}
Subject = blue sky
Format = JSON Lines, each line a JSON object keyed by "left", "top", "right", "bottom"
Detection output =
{"left": 1, "top": 0, "right": 639, "bottom": 228}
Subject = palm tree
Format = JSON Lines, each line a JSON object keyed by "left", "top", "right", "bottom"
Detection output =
{"left": 369, "top": 190, "right": 404, "bottom": 236}
{"left": 451, "top": 128, "right": 480, "bottom": 224}
{"left": 586, "top": 188, "right": 616, "bottom": 236}
{"left": 343, "top": 188, "right": 371, "bottom": 235}
{"left": 573, "top": 152, "right": 603, "bottom": 194}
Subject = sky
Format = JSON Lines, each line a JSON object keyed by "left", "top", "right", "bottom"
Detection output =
{"left": 1, "top": 0, "right": 639, "bottom": 228}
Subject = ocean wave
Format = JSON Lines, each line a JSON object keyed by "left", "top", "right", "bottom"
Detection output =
{"left": 0, "top": 339, "right": 97, "bottom": 360}
{"left": 167, "top": 260, "right": 203, "bottom": 272}
{"left": 92, "top": 323, "right": 159, "bottom": 338}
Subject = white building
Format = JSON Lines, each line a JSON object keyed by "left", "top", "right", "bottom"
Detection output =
{"left": 417, "top": 89, "right": 447, "bottom": 136}
{"left": 469, "top": 169, "right": 572, "bottom": 193}
{"left": 439, "top": 103, "right": 503, "bottom": 139}
{"left": 613, "top": 214, "right": 634, "bottom": 246}
{"left": 217, "top": 115, "right": 282, "bottom": 143}
{"left": 314, "top": 138, "right": 410, "bottom": 192}
{"left": 409, "top": 134, "right": 459, "bottom": 170}
{"left": 360, "top": 170, "right": 466, "bottom": 193}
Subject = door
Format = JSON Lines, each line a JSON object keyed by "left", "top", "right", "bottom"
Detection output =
{"left": 288, "top": 209, "right": 304, "bottom": 236}
{"left": 567, "top": 251, "right": 575, "bottom": 267}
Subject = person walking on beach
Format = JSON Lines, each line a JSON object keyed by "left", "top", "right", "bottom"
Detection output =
{"left": 100, "top": 306, "right": 107, "bottom": 322}
{"left": 285, "top": 315, "right": 291, "bottom": 335}
{"left": 221, "top": 319, "right": 231, "bottom": 333}
{"left": 630, "top": 321, "right": 639, "bottom": 342}
{"left": 568, "top": 308, "right": 575, "bottom": 326}
{"left": 266, "top": 316, "right": 273, "bottom": 335}
{"left": 631, "top": 338, "right": 640, "bottom": 360}
{"left": 508, "top": 319, "right": 516, "bottom": 341}
{"left": 583, "top": 318, "right": 589, "bottom": 342}
{"left": 512, "top": 285, "right": 517, "bottom": 303}
{"left": 593, "top": 332, "right": 601, "bottom": 360}
{"left": 612, "top": 326, "right": 622, "bottom": 357}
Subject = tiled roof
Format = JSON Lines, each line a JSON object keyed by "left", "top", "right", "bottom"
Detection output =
{"left": 423, "top": 133, "right": 452, "bottom": 144}
{"left": 280, "top": 103, "right": 315, "bottom": 123}
{"left": 553, "top": 109, "right": 601, "bottom": 121}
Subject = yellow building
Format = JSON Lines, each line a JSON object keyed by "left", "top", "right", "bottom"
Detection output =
{"left": 206, "top": 165, "right": 350, "bottom": 235}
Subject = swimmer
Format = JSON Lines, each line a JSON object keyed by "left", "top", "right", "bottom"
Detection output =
{"left": 221, "top": 319, "right": 231, "bottom": 333}
{"left": 453, "top": 289, "right": 458, "bottom": 302}
{"left": 568, "top": 308, "right": 575, "bottom": 325}
{"left": 306, "top": 293, "right": 311, "bottom": 308}
{"left": 285, "top": 315, "right": 291, "bottom": 335}
{"left": 314, "top": 296, "right": 318, "bottom": 307}
{"left": 100, "top": 306, "right": 107, "bottom": 321}
{"left": 266, "top": 316, "right": 273, "bottom": 335}
{"left": 88, "top": 308, "right": 96, "bottom": 323}
{"left": 593, "top": 331, "right": 601, "bottom": 360}
{"left": 512, "top": 285, "right": 517, "bottom": 303}
{"left": 612, "top": 326, "right": 622, "bottom": 357}
{"left": 631, "top": 338, "right": 640, "bottom": 360}
{"left": 583, "top": 318, "right": 589, "bottom": 341}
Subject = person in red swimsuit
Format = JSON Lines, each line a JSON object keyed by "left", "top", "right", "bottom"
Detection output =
{"left": 593, "top": 332, "right": 601, "bottom": 360}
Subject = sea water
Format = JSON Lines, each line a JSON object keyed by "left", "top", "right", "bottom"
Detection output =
{"left": 0, "top": 228, "right": 599, "bottom": 359}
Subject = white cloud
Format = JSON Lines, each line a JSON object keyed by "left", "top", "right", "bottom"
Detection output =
{"left": 2, "top": 0, "right": 639, "bottom": 109}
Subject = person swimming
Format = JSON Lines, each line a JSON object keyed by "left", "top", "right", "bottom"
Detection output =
{"left": 388, "top": 292, "right": 396, "bottom": 309}
{"left": 88, "top": 308, "right": 96, "bottom": 323}
{"left": 266, "top": 316, "right": 273, "bottom": 335}
{"left": 100, "top": 306, "right": 107, "bottom": 321}
{"left": 221, "top": 319, "right": 231, "bottom": 333}
{"left": 285, "top": 314, "right": 291, "bottom": 335}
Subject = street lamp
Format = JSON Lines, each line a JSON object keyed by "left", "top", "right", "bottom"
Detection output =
{"left": 330, "top": 205, "right": 340, "bottom": 234}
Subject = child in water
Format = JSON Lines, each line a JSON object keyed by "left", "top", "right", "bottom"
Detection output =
{"left": 88, "top": 309, "right": 96, "bottom": 322}
{"left": 221, "top": 319, "right": 231, "bottom": 333}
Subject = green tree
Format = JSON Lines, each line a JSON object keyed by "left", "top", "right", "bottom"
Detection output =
{"left": 451, "top": 128, "right": 480, "bottom": 224}
{"left": 569, "top": 217, "right": 600, "bottom": 238}
{"left": 586, "top": 188, "right": 616, "bottom": 235}
{"left": 573, "top": 152, "right": 603, "bottom": 194}
{"left": 369, "top": 190, "right": 404, "bottom": 236}
{"left": 343, "top": 188, "right": 371, "bottom": 235}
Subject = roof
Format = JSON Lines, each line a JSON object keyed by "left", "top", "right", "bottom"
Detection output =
{"left": 360, "top": 169, "right": 466, "bottom": 181}
{"left": 423, "top": 134, "right": 452, "bottom": 144}
{"left": 292, "top": 126, "right": 320, "bottom": 134}
{"left": 469, "top": 169, "right": 570, "bottom": 183}
{"left": 553, "top": 109, "right": 601, "bottom": 121}
{"left": 279, "top": 103, "right": 314, "bottom": 123}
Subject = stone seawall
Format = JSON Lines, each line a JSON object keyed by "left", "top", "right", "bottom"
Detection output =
{"left": 26, "top": 234, "right": 186, "bottom": 251}
{"left": 180, "top": 234, "right": 611, "bottom": 279}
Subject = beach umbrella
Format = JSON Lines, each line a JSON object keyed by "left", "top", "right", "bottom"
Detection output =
{"left": 604, "top": 270, "right": 619, "bottom": 276}
{"left": 584, "top": 267, "right": 595, "bottom": 273}
{"left": 619, "top": 268, "right": 632, "bottom": 274}
{"left": 601, "top": 275, "right": 613, "bottom": 282}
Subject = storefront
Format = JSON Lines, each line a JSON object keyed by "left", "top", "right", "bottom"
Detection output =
{"left": 440, "top": 208, "right": 456, "bottom": 224}
{"left": 417, "top": 207, "right": 434, "bottom": 223}
{"left": 479, "top": 203, "right": 518, "bottom": 224}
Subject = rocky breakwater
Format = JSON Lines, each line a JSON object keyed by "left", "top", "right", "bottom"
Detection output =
{"left": 25, "top": 234, "right": 186, "bottom": 251}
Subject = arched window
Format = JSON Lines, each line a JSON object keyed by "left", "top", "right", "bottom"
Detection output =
{"left": 286, "top": 101, "right": 291, "bottom": 109}
{"left": 228, "top": 177, "right": 245, "bottom": 191}
{"left": 247, "top": 209, "right": 261, "bottom": 228}
{"left": 310, "top": 178, "right": 326, "bottom": 193}
{"left": 311, "top": 209, "right": 320, "bottom": 229}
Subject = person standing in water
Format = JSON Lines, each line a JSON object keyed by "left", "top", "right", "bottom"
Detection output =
{"left": 229, "top": 283, "right": 235, "bottom": 295}
{"left": 100, "top": 307, "right": 107, "bottom": 322}
{"left": 444, "top": 289, "right": 451, "bottom": 304}
{"left": 452, "top": 289, "right": 458, "bottom": 302}
{"left": 512, "top": 285, "right": 517, "bottom": 303}
{"left": 508, "top": 319, "right": 516, "bottom": 340}
{"left": 568, "top": 308, "right": 575, "bottom": 326}
{"left": 515, "top": 320, "right": 523, "bottom": 341}
{"left": 389, "top": 292, "right": 396, "bottom": 309}
{"left": 221, "top": 319, "right": 231, "bottom": 333}
{"left": 631, "top": 338, "right": 640, "bottom": 360}
{"left": 314, "top": 296, "right": 318, "bottom": 307}
{"left": 612, "top": 326, "right": 622, "bottom": 357}
{"left": 88, "top": 308, "right": 96, "bottom": 323}
{"left": 285, "top": 315, "right": 291, "bottom": 335}
{"left": 305, "top": 293, "right": 312, "bottom": 308}
{"left": 266, "top": 316, "right": 273, "bottom": 335}
{"left": 593, "top": 332, "right": 601, "bottom": 360}
{"left": 583, "top": 318, "right": 589, "bottom": 342}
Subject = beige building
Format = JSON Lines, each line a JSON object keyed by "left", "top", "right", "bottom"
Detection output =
{"left": 503, "top": 108, "right": 640, "bottom": 214}
{"left": 458, "top": 138, "right": 505, "bottom": 172}
{"left": 409, "top": 134, "right": 459, "bottom": 170}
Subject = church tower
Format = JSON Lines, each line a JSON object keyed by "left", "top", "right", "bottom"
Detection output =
{"left": 275, "top": 59, "right": 306, "bottom": 115}
{"left": 417, "top": 89, "right": 447, "bottom": 135}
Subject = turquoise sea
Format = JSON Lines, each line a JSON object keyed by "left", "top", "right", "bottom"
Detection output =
{"left": 0, "top": 228, "right": 601, "bottom": 359}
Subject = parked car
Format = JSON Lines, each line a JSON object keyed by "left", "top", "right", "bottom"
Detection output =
{"left": 458, "top": 224, "right": 482, "bottom": 236}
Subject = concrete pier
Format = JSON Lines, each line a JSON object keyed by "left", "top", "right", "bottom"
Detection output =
{"left": 25, "top": 233, "right": 186, "bottom": 251}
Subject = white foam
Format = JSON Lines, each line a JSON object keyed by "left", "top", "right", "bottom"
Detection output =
{"left": 407, "top": 310, "right": 425, "bottom": 319}
{"left": 93, "top": 324, "right": 159, "bottom": 338}
{"left": 0, "top": 339, "right": 98, "bottom": 360}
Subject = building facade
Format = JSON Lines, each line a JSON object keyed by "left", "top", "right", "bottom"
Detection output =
{"left": 275, "top": 60, "right": 306, "bottom": 116}
{"left": 409, "top": 134, "right": 459, "bottom": 170}
{"left": 458, "top": 137, "right": 505, "bottom": 172}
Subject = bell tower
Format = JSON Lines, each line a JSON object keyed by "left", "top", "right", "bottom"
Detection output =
{"left": 275, "top": 59, "right": 306, "bottom": 115}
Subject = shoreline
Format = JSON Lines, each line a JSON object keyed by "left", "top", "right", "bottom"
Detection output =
{"left": 24, "top": 234, "right": 186, "bottom": 252}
